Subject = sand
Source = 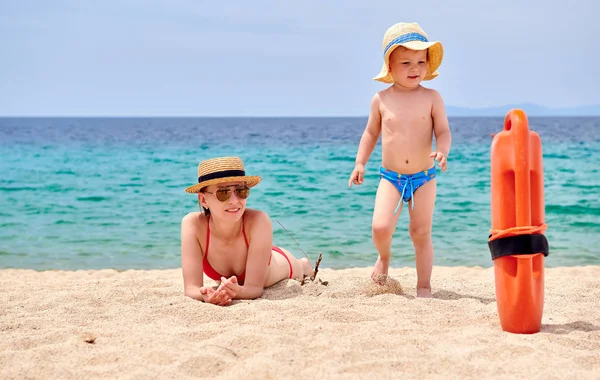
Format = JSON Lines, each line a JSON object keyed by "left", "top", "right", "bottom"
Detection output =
{"left": 1, "top": 266, "right": 599, "bottom": 379}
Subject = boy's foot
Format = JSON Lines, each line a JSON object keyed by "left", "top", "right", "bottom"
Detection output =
{"left": 371, "top": 273, "right": 390, "bottom": 286}
{"left": 370, "top": 256, "right": 390, "bottom": 285}
{"left": 417, "top": 287, "right": 432, "bottom": 298}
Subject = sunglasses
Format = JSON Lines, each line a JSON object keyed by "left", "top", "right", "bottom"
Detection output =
{"left": 203, "top": 186, "right": 250, "bottom": 202}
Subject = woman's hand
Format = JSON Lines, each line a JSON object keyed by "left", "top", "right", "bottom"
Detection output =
{"left": 199, "top": 286, "right": 232, "bottom": 306}
{"left": 217, "top": 276, "right": 242, "bottom": 299}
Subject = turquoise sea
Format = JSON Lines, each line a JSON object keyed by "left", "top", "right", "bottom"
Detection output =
{"left": 1, "top": 117, "right": 599, "bottom": 270}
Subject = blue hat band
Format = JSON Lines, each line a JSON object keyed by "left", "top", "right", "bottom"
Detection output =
{"left": 383, "top": 33, "right": 428, "bottom": 56}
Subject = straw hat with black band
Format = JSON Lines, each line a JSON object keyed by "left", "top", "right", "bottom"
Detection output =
{"left": 185, "top": 156, "right": 261, "bottom": 194}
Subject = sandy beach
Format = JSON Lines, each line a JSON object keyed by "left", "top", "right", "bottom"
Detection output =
{"left": 1, "top": 265, "right": 599, "bottom": 379}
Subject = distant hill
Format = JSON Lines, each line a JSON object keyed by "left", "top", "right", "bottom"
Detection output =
{"left": 445, "top": 103, "right": 600, "bottom": 117}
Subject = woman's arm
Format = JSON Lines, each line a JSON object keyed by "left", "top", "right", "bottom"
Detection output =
{"left": 181, "top": 213, "right": 204, "bottom": 300}
{"left": 222, "top": 210, "right": 272, "bottom": 300}
{"left": 181, "top": 212, "right": 231, "bottom": 305}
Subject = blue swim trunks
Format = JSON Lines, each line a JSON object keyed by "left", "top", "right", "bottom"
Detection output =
{"left": 379, "top": 166, "right": 436, "bottom": 214}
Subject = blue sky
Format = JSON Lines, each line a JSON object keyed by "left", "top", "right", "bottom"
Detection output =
{"left": 1, "top": 0, "right": 597, "bottom": 116}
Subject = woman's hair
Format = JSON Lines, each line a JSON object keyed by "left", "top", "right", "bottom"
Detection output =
{"left": 201, "top": 203, "right": 210, "bottom": 215}
{"left": 199, "top": 188, "right": 211, "bottom": 215}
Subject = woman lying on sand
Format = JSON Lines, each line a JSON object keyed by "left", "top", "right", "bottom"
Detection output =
{"left": 181, "top": 156, "right": 312, "bottom": 306}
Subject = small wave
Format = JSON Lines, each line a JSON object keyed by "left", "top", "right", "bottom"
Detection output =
{"left": 544, "top": 153, "right": 570, "bottom": 159}
{"left": 264, "top": 191, "right": 285, "bottom": 196}
{"left": 0, "top": 222, "right": 21, "bottom": 227}
{"left": 55, "top": 220, "right": 75, "bottom": 225}
{"left": 569, "top": 221, "right": 600, "bottom": 229}
{"left": 547, "top": 204, "right": 600, "bottom": 216}
{"left": 0, "top": 186, "right": 38, "bottom": 192}
{"left": 562, "top": 183, "right": 598, "bottom": 190}
{"left": 77, "top": 196, "right": 109, "bottom": 202}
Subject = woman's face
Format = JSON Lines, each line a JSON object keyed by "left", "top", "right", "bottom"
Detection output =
{"left": 199, "top": 181, "right": 249, "bottom": 221}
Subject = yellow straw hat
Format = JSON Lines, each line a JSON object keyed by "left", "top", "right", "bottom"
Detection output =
{"left": 185, "top": 156, "right": 261, "bottom": 193}
{"left": 373, "top": 22, "right": 444, "bottom": 83}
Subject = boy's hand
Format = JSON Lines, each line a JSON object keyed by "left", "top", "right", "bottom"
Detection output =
{"left": 430, "top": 151, "right": 447, "bottom": 172}
{"left": 348, "top": 164, "right": 365, "bottom": 187}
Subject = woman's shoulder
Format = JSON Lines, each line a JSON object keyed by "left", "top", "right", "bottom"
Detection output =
{"left": 244, "top": 208, "right": 270, "bottom": 220}
{"left": 243, "top": 209, "right": 273, "bottom": 241}
{"left": 181, "top": 211, "right": 208, "bottom": 229}
{"left": 243, "top": 208, "right": 271, "bottom": 228}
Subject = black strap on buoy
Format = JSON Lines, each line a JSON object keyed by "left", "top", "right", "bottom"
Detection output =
{"left": 488, "top": 234, "right": 549, "bottom": 260}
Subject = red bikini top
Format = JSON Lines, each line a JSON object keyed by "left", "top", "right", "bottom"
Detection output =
{"left": 202, "top": 215, "right": 249, "bottom": 283}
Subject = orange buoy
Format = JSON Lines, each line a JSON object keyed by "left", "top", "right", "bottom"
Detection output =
{"left": 488, "top": 109, "right": 549, "bottom": 334}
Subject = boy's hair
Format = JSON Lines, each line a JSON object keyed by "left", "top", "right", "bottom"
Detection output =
{"left": 391, "top": 46, "right": 429, "bottom": 59}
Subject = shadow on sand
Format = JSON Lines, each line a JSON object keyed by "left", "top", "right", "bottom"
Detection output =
{"left": 541, "top": 321, "right": 600, "bottom": 334}
{"left": 432, "top": 289, "right": 496, "bottom": 305}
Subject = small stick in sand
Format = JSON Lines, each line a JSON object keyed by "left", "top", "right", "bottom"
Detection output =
{"left": 300, "top": 253, "right": 324, "bottom": 286}
{"left": 311, "top": 253, "right": 322, "bottom": 281}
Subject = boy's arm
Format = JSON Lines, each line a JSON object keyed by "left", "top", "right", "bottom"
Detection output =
{"left": 354, "top": 93, "right": 382, "bottom": 166}
{"left": 431, "top": 90, "right": 452, "bottom": 157}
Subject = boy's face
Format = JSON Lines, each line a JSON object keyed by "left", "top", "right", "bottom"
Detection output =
{"left": 388, "top": 46, "right": 429, "bottom": 88}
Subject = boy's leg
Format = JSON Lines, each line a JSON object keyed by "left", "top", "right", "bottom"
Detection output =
{"left": 371, "top": 178, "right": 403, "bottom": 282}
{"left": 407, "top": 179, "right": 437, "bottom": 297}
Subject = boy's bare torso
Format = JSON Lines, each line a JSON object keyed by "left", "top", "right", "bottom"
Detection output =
{"left": 378, "top": 85, "right": 435, "bottom": 174}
